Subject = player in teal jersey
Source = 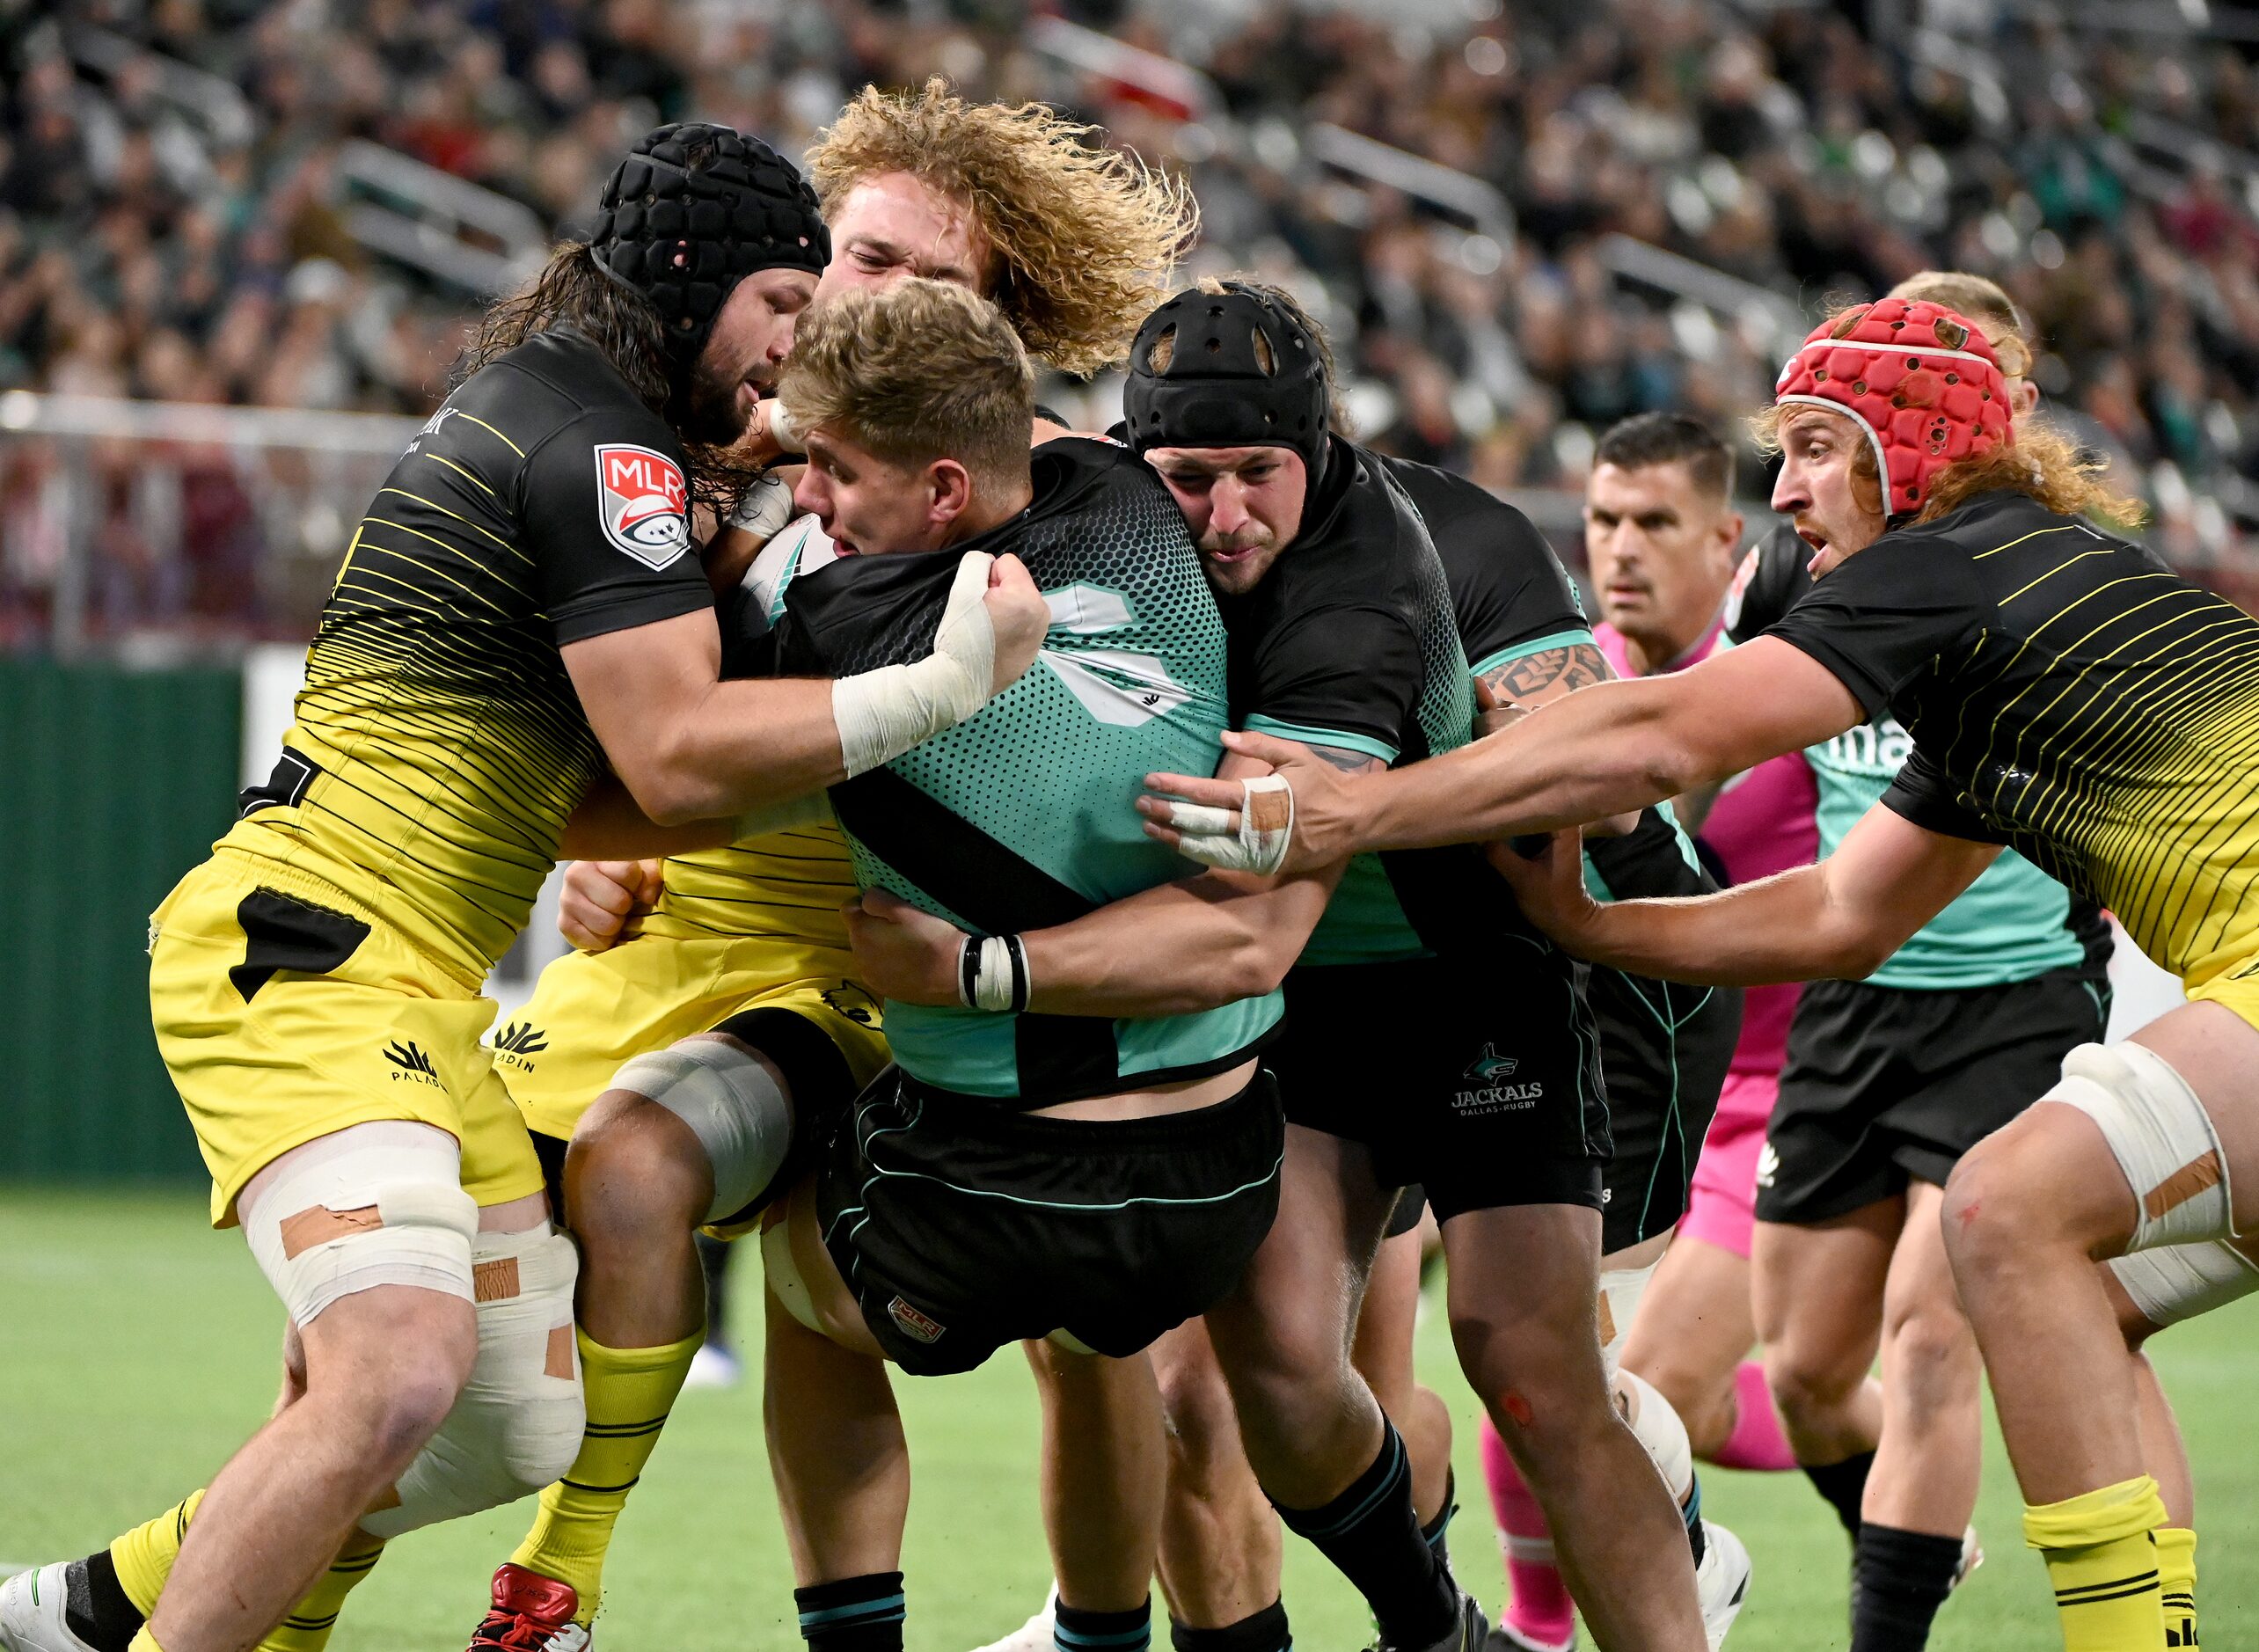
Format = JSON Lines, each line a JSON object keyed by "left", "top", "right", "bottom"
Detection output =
{"left": 735, "top": 281, "right": 1284, "bottom": 1652}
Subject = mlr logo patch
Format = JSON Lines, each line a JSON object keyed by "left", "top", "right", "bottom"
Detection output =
{"left": 594, "top": 443, "right": 690, "bottom": 567}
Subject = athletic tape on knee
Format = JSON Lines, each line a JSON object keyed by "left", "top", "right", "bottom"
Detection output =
{"left": 361, "top": 1223, "right": 583, "bottom": 1539}
{"left": 1612, "top": 1369, "right": 1694, "bottom": 1505}
{"left": 2108, "top": 1239, "right": 2259, "bottom": 1328}
{"left": 614, "top": 1039, "right": 793, "bottom": 1224}
{"left": 1596, "top": 1256, "right": 1660, "bottom": 1373}
{"left": 761, "top": 1217, "right": 824, "bottom": 1333}
{"left": 241, "top": 1126, "right": 478, "bottom": 1326}
{"left": 2045, "top": 1042, "right": 2235, "bottom": 1251}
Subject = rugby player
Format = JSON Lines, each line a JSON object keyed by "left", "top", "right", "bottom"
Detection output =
{"left": 1150, "top": 295, "right": 2259, "bottom": 1652}
{"left": 1480, "top": 412, "right": 1802, "bottom": 1652}
{"left": 850, "top": 280, "right": 1710, "bottom": 1652}
{"left": 464, "top": 83, "right": 1195, "bottom": 1651}
{"left": 749, "top": 279, "right": 1287, "bottom": 1652}
{"left": 0, "top": 127, "right": 1049, "bottom": 1652}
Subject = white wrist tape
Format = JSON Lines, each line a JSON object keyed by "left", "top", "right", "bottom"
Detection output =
{"left": 832, "top": 550, "right": 1000, "bottom": 778}
{"left": 956, "top": 933, "right": 1029, "bottom": 1013}
{"left": 767, "top": 398, "right": 805, "bottom": 456}
{"left": 1164, "top": 773, "right": 1295, "bottom": 874}
{"left": 726, "top": 470, "right": 795, "bottom": 539}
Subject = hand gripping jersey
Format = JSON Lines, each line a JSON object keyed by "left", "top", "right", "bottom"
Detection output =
{"left": 227, "top": 328, "right": 716, "bottom": 983}
{"left": 1758, "top": 493, "right": 2259, "bottom": 992}
{"left": 1732, "top": 518, "right": 2109, "bottom": 990}
{"left": 763, "top": 438, "right": 1281, "bottom": 1101}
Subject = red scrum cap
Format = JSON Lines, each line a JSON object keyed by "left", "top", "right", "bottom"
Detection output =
{"left": 1773, "top": 298, "right": 2014, "bottom": 518}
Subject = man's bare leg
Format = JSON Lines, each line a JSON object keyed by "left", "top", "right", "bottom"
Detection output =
{"left": 1444, "top": 1203, "right": 1705, "bottom": 1652}
{"left": 1354, "top": 1227, "right": 1453, "bottom": 1532}
{"left": 1619, "top": 1237, "right": 1758, "bottom": 1461}
{"left": 1025, "top": 1340, "right": 1166, "bottom": 1612}
{"left": 1751, "top": 1208, "right": 1890, "bottom": 1534}
{"left": 1151, "top": 1322, "right": 1282, "bottom": 1632}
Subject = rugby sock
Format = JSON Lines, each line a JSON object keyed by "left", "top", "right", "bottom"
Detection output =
{"left": 261, "top": 1531, "right": 386, "bottom": 1652}
{"left": 2157, "top": 1527, "right": 2197, "bottom": 1648}
{"left": 1802, "top": 1449, "right": 1875, "bottom": 1538}
{"left": 795, "top": 1571, "right": 906, "bottom": 1652}
{"left": 1420, "top": 1470, "right": 1457, "bottom": 1570}
{"left": 510, "top": 1327, "right": 701, "bottom": 1623}
{"left": 1271, "top": 1422, "right": 1456, "bottom": 1649}
{"left": 1709, "top": 1363, "right": 1797, "bottom": 1473}
{"left": 1478, "top": 1420, "right": 1573, "bottom": 1652}
{"left": 126, "top": 1632, "right": 164, "bottom": 1652}
{"left": 107, "top": 1490, "right": 202, "bottom": 1614}
{"left": 2024, "top": 1476, "right": 2167, "bottom": 1652}
{"left": 1169, "top": 1600, "right": 1292, "bottom": 1652}
{"left": 63, "top": 1552, "right": 148, "bottom": 1652}
{"left": 1054, "top": 1597, "right": 1151, "bottom": 1652}
{"left": 1847, "top": 1524, "right": 1962, "bottom": 1652}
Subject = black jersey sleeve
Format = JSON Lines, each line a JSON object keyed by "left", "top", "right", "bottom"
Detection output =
{"left": 1241, "top": 603, "right": 1425, "bottom": 764}
{"left": 1383, "top": 458, "right": 1590, "bottom": 673}
{"left": 1760, "top": 535, "right": 1987, "bottom": 718}
{"left": 1878, "top": 742, "right": 2008, "bottom": 844}
{"left": 1722, "top": 523, "right": 1815, "bottom": 643}
{"left": 520, "top": 406, "right": 716, "bottom": 646}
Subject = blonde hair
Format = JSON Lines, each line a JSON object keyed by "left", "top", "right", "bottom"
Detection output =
{"left": 779, "top": 279, "right": 1034, "bottom": 490}
{"left": 1888, "top": 272, "right": 2033, "bottom": 380}
{"left": 1747, "top": 401, "right": 2146, "bottom": 530}
{"left": 810, "top": 80, "right": 1196, "bottom": 377}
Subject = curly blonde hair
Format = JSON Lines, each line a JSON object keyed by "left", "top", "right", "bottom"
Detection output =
{"left": 809, "top": 79, "right": 1197, "bottom": 377}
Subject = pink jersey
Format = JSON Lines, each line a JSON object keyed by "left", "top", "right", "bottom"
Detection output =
{"left": 1597, "top": 618, "right": 1817, "bottom": 1075}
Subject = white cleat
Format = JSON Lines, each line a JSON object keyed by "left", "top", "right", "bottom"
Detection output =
{"left": 970, "top": 1588, "right": 1057, "bottom": 1652}
{"left": 1695, "top": 1521, "right": 1751, "bottom": 1650}
{"left": 1951, "top": 1525, "right": 1983, "bottom": 1591}
{"left": 681, "top": 1341, "right": 742, "bottom": 1390}
{"left": 0, "top": 1564, "right": 99, "bottom": 1652}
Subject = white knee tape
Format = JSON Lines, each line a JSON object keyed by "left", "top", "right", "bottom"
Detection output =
{"left": 761, "top": 1217, "right": 824, "bottom": 1333}
{"left": 1612, "top": 1369, "right": 1694, "bottom": 1505}
{"left": 615, "top": 1039, "right": 793, "bottom": 1224}
{"left": 2045, "top": 1042, "right": 2236, "bottom": 1251}
{"left": 241, "top": 1124, "right": 478, "bottom": 1326}
{"left": 2109, "top": 1239, "right": 2259, "bottom": 1329}
{"left": 362, "top": 1223, "right": 583, "bottom": 1539}
{"left": 1596, "top": 1257, "right": 1660, "bottom": 1372}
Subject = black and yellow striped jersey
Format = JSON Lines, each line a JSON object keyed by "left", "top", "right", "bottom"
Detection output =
{"left": 225, "top": 327, "right": 715, "bottom": 983}
{"left": 1766, "top": 490, "right": 2259, "bottom": 991}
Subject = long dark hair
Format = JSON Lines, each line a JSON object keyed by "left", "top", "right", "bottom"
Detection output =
{"left": 454, "top": 242, "right": 760, "bottom": 514}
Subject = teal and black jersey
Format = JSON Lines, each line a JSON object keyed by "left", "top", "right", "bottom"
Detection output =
{"left": 1731, "top": 522, "right": 2108, "bottom": 990}
{"left": 1225, "top": 437, "right": 1506, "bottom": 965}
{"left": 768, "top": 437, "right": 1281, "bottom": 1102}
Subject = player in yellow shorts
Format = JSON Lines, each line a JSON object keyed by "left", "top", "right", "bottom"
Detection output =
{"left": 0, "top": 122, "right": 1054, "bottom": 1652}
{"left": 1144, "top": 297, "right": 2259, "bottom": 1652}
{"left": 457, "top": 82, "right": 1201, "bottom": 1652}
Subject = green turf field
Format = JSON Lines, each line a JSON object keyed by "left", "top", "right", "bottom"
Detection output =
{"left": 4, "top": 1188, "right": 2252, "bottom": 1648}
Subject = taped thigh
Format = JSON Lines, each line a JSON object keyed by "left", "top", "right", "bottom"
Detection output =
{"left": 613, "top": 1037, "right": 793, "bottom": 1224}
{"left": 239, "top": 1122, "right": 477, "bottom": 1326}
{"left": 361, "top": 1223, "right": 583, "bottom": 1538}
{"left": 1597, "top": 1254, "right": 1662, "bottom": 1372}
{"left": 760, "top": 1216, "right": 824, "bottom": 1333}
{"left": 2109, "top": 1239, "right": 2259, "bottom": 1330}
{"left": 2043, "top": 1041, "right": 2235, "bottom": 1251}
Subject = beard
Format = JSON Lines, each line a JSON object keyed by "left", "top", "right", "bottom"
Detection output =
{"left": 670, "top": 347, "right": 749, "bottom": 449}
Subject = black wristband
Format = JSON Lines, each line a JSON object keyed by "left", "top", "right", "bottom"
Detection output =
{"left": 958, "top": 934, "right": 984, "bottom": 1010}
{"left": 1004, "top": 933, "right": 1030, "bottom": 1014}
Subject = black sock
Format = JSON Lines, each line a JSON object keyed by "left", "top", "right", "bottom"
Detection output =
{"left": 64, "top": 1553, "right": 145, "bottom": 1652}
{"left": 1802, "top": 1450, "right": 1875, "bottom": 1538}
{"left": 1849, "top": 1524, "right": 1963, "bottom": 1652}
{"left": 1056, "top": 1597, "right": 1151, "bottom": 1652}
{"left": 795, "top": 1572, "right": 905, "bottom": 1652}
{"left": 1170, "top": 1600, "right": 1292, "bottom": 1652}
{"left": 1419, "top": 1469, "right": 1457, "bottom": 1571}
{"left": 1270, "top": 1422, "right": 1454, "bottom": 1648}
{"left": 1683, "top": 1472, "right": 1708, "bottom": 1568}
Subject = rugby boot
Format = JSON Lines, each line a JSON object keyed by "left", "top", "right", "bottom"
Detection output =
{"left": 968, "top": 1588, "right": 1056, "bottom": 1652}
{"left": 1695, "top": 1520, "right": 1751, "bottom": 1649}
{"left": 1378, "top": 1592, "right": 1488, "bottom": 1652}
{"left": 467, "top": 1564, "right": 590, "bottom": 1652}
{"left": 0, "top": 1563, "right": 99, "bottom": 1652}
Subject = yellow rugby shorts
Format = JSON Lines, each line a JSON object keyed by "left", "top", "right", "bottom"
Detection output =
{"left": 2187, "top": 943, "right": 2259, "bottom": 1034}
{"left": 495, "top": 932, "right": 889, "bottom": 1153}
{"left": 150, "top": 849, "right": 546, "bottom": 1226}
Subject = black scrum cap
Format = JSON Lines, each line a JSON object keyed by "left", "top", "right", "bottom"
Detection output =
{"left": 1122, "top": 285, "right": 1328, "bottom": 486}
{"left": 590, "top": 123, "right": 830, "bottom": 362}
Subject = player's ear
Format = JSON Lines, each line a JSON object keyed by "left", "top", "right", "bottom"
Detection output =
{"left": 926, "top": 458, "right": 974, "bottom": 529}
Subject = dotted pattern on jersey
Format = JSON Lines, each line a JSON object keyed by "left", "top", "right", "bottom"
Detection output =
{"left": 1404, "top": 534, "right": 1476, "bottom": 764}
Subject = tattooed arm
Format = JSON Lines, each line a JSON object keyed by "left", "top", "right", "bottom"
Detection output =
{"left": 1474, "top": 640, "right": 1641, "bottom": 836}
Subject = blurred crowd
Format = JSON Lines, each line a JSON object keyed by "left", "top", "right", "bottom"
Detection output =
{"left": 5, "top": 0, "right": 2259, "bottom": 647}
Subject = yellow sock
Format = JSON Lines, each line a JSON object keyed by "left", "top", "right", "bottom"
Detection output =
{"left": 2157, "top": 1527, "right": 2197, "bottom": 1648}
{"left": 2025, "top": 1476, "right": 2168, "bottom": 1651}
{"left": 128, "top": 1630, "right": 165, "bottom": 1652}
{"left": 109, "top": 1491, "right": 204, "bottom": 1613}
{"left": 257, "top": 1531, "right": 387, "bottom": 1652}
{"left": 509, "top": 1327, "right": 702, "bottom": 1624}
